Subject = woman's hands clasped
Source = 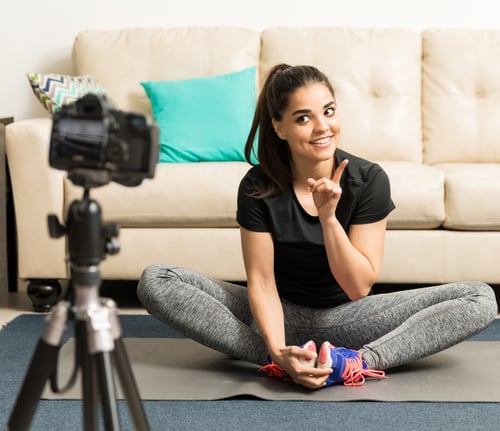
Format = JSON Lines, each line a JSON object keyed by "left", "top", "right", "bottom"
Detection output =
{"left": 272, "top": 345, "right": 332, "bottom": 389}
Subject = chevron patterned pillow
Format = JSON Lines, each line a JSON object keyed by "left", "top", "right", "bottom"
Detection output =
{"left": 27, "top": 73, "right": 107, "bottom": 114}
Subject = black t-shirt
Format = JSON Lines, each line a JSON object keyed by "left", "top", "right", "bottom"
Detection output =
{"left": 236, "top": 148, "right": 396, "bottom": 309}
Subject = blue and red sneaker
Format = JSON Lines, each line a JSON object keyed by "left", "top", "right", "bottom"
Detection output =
{"left": 259, "top": 340, "right": 317, "bottom": 382}
{"left": 316, "top": 341, "right": 386, "bottom": 387}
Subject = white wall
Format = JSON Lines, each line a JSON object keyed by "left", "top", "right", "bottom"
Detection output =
{"left": 1, "top": 0, "right": 499, "bottom": 120}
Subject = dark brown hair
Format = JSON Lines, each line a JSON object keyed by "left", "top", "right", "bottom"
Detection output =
{"left": 245, "top": 64, "right": 335, "bottom": 197}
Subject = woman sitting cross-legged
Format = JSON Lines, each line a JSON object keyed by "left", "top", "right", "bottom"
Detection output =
{"left": 137, "top": 64, "right": 498, "bottom": 389}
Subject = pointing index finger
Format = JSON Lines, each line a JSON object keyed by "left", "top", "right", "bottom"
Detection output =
{"left": 332, "top": 159, "right": 349, "bottom": 184}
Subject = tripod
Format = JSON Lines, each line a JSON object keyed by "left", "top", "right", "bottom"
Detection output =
{"left": 8, "top": 187, "right": 150, "bottom": 431}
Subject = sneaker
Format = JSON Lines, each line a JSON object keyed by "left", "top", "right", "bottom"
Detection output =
{"left": 259, "top": 340, "right": 317, "bottom": 382}
{"left": 298, "top": 340, "right": 317, "bottom": 367}
{"left": 317, "top": 341, "right": 386, "bottom": 387}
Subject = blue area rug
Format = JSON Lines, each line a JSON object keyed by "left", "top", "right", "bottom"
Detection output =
{"left": 1, "top": 315, "right": 499, "bottom": 430}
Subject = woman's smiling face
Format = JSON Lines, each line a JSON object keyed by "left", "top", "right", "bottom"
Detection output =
{"left": 272, "top": 82, "right": 341, "bottom": 165}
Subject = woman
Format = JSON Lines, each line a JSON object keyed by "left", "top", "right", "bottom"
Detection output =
{"left": 137, "top": 64, "right": 497, "bottom": 390}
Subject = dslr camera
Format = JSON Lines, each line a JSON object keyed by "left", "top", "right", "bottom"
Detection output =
{"left": 49, "top": 93, "right": 159, "bottom": 188}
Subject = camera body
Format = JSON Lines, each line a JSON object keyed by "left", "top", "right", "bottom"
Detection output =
{"left": 49, "top": 93, "right": 159, "bottom": 187}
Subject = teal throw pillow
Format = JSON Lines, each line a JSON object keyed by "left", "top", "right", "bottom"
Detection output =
{"left": 141, "top": 67, "right": 256, "bottom": 163}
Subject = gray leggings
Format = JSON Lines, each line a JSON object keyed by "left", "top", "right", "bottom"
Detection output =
{"left": 137, "top": 264, "right": 498, "bottom": 370}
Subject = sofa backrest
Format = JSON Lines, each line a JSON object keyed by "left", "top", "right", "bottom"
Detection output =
{"left": 72, "top": 27, "right": 261, "bottom": 115}
{"left": 422, "top": 29, "right": 500, "bottom": 164}
{"left": 72, "top": 27, "right": 500, "bottom": 166}
{"left": 73, "top": 27, "right": 422, "bottom": 164}
{"left": 261, "top": 28, "right": 423, "bottom": 163}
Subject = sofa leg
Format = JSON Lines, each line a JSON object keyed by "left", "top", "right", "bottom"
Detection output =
{"left": 27, "top": 279, "right": 62, "bottom": 312}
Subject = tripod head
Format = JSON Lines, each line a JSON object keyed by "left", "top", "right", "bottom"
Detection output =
{"left": 48, "top": 183, "right": 120, "bottom": 267}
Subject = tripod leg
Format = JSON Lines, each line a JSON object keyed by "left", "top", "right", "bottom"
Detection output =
{"left": 104, "top": 298, "right": 149, "bottom": 430}
{"left": 94, "top": 351, "right": 121, "bottom": 430}
{"left": 81, "top": 300, "right": 122, "bottom": 430}
{"left": 8, "top": 302, "right": 70, "bottom": 431}
{"left": 114, "top": 338, "right": 150, "bottom": 430}
{"left": 8, "top": 340, "right": 61, "bottom": 431}
{"left": 77, "top": 320, "right": 99, "bottom": 431}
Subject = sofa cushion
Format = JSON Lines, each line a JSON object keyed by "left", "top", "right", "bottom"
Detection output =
{"left": 64, "top": 160, "right": 445, "bottom": 231}
{"left": 423, "top": 29, "right": 500, "bottom": 164}
{"left": 72, "top": 27, "right": 261, "bottom": 114}
{"left": 434, "top": 163, "right": 500, "bottom": 230}
{"left": 141, "top": 67, "right": 256, "bottom": 163}
{"left": 27, "top": 73, "right": 106, "bottom": 114}
{"left": 379, "top": 162, "right": 445, "bottom": 229}
{"left": 64, "top": 162, "right": 252, "bottom": 227}
{"left": 261, "top": 28, "right": 422, "bottom": 163}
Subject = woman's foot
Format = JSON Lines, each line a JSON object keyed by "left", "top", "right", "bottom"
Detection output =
{"left": 316, "top": 341, "right": 386, "bottom": 386}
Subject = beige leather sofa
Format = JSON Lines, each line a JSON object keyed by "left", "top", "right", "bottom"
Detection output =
{"left": 6, "top": 27, "right": 500, "bottom": 307}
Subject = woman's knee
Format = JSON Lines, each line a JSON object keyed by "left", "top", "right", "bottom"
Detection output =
{"left": 461, "top": 281, "right": 498, "bottom": 326}
{"left": 137, "top": 264, "right": 180, "bottom": 303}
{"left": 475, "top": 281, "right": 498, "bottom": 316}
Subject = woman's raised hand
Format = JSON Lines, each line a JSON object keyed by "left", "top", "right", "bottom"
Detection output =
{"left": 306, "top": 159, "right": 349, "bottom": 219}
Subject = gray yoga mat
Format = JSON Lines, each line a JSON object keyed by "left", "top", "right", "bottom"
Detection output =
{"left": 43, "top": 338, "right": 500, "bottom": 402}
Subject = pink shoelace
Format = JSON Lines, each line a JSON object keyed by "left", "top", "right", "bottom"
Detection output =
{"left": 259, "top": 362, "right": 293, "bottom": 382}
{"left": 338, "top": 351, "right": 386, "bottom": 387}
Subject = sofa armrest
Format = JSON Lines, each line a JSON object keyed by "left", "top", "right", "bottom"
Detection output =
{"left": 6, "top": 119, "right": 67, "bottom": 280}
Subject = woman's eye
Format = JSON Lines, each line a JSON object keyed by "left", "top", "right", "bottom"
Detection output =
{"left": 296, "top": 115, "right": 309, "bottom": 124}
{"left": 325, "top": 107, "right": 336, "bottom": 116}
